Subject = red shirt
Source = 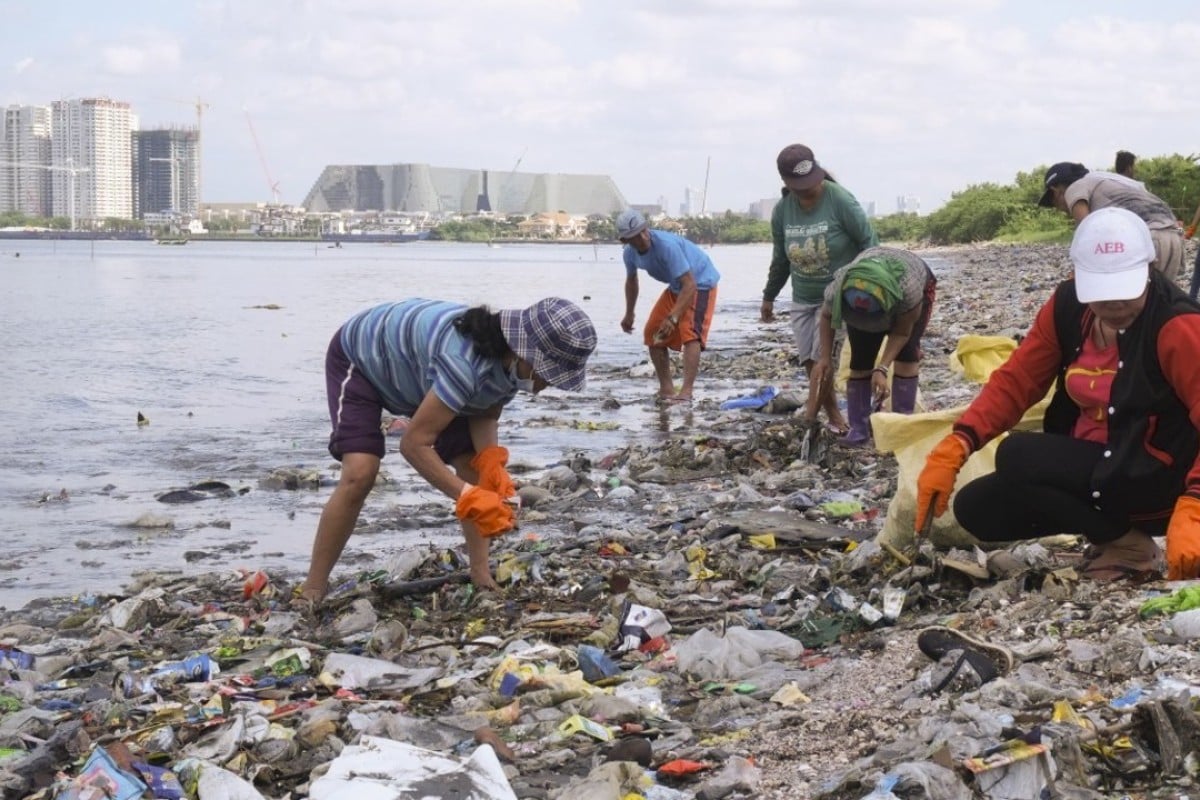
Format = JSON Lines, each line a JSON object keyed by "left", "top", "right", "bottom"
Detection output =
{"left": 1064, "top": 331, "right": 1119, "bottom": 443}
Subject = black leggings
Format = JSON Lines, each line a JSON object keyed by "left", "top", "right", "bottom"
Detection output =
{"left": 846, "top": 273, "right": 936, "bottom": 371}
{"left": 953, "top": 432, "right": 1168, "bottom": 545}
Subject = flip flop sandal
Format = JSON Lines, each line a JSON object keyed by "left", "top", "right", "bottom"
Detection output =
{"left": 917, "top": 625, "right": 1015, "bottom": 676}
{"left": 928, "top": 648, "right": 997, "bottom": 694}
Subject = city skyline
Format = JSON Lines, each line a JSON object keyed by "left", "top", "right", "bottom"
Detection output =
{"left": 2, "top": 2, "right": 1197, "bottom": 216}
{"left": 1, "top": 91, "right": 912, "bottom": 224}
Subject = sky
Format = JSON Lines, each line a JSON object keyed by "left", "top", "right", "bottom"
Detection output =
{"left": 2, "top": 0, "right": 1197, "bottom": 215}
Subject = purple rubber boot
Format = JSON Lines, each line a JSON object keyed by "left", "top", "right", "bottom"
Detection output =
{"left": 841, "top": 377, "right": 872, "bottom": 446}
{"left": 891, "top": 375, "right": 919, "bottom": 414}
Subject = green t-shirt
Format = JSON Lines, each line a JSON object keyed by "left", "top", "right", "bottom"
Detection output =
{"left": 763, "top": 181, "right": 878, "bottom": 305}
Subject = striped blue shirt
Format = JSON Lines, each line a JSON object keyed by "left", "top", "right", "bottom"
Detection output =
{"left": 339, "top": 299, "right": 516, "bottom": 416}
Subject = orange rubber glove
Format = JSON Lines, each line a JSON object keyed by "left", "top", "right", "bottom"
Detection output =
{"left": 1185, "top": 224, "right": 1196, "bottom": 240}
{"left": 471, "top": 446, "right": 516, "bottom": 499}
{"left": 915, "top": 433, "right": 971, "bottom": 533}
{"left": 1166, "top": 495, "right": 1200, "bottom": 580}
{"left": 455, "top": 484, "right": 515, "bottom": 538}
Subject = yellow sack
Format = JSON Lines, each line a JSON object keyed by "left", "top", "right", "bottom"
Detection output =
{"left": 950, "top": 335, "right": 1019, "bottom": 383}
{"left": 873, "top": 334, "right": 1050, "bottom": 550}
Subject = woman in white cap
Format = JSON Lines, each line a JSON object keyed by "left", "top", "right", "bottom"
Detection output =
{"left": 915, "top": 207, "right": 1200, "bottom": 581}
{"left": 298, "top": 297, "right": 597, "bottom": 603}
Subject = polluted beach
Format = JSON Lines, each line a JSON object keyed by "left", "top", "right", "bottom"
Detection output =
{"left": 0, "top": 240, "right": 1199, "bottom": 799}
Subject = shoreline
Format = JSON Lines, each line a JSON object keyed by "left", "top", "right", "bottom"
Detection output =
{"left": 3, "top": 240, "right": 1199, "bottom": 800}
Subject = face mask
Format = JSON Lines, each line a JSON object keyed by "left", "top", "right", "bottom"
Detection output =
{"left": 509, "top": 361, "right": 535, "bottom": 393}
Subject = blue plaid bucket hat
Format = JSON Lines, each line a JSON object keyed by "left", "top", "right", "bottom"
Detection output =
{"left": 499, "top": 298, "right": 596, "bottom": 391}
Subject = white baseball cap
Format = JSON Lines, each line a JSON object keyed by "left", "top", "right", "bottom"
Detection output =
{"left": 1069, "top": 207, "right": 1155, "bottom": 303}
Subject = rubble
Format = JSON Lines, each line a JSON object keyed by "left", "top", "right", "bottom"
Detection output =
{"left": 1, "top": 243, "right": 1198, "bottom": 799}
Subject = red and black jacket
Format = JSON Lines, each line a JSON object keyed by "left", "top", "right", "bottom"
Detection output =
{"left": 954, "top": 271, "right": 1200, "bottom": 519}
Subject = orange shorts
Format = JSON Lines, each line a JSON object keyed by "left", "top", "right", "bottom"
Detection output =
{"left": 643, "top": 286, "right": 717, "bottom": 350}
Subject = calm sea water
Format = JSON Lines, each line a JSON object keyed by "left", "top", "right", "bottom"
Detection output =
{"left": 0, "top": 238, "right": 778, "bottom": 607}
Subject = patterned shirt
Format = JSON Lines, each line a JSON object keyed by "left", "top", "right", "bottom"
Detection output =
{"left": 339, "top": 299, "right": 516, "bottom": 416}
{"left": 822, "top": 246, "right": 932, "bottom": 333}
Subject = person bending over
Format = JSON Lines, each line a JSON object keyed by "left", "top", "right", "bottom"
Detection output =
{"left": 299, "top": 297, "right": 596, "bottom": 603}
{"left": 809, "top": 246, "right": 936, "bottom": 445}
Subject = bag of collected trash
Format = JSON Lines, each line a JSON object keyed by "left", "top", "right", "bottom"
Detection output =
{"left": 308, "top": 735, "right": 517, "bottom": 800}
{"left": 873, "top": 335, "right": 1053, "bottom": 551}
{"left": 950, "top": 335, "right": 1019, "bottom": 382}
{"left": 672, "top": 626, "right": 804, "bottom": 681}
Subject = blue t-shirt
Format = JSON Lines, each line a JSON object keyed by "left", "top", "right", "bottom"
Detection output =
{"left": 339, "top": 299, "right": 516, "bottom": 416}
{"left": 623, "top": 230, "right": 721, "bottom": 293}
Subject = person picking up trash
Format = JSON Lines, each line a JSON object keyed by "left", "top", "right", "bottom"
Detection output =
{"left": 616, "top": 209, "right": 720, "bottom": 404}
{"left": 1038, "top": 160, "right": 1184, "bottom": 279}
{"left": 808, "top": 246, "right": 937, "bottom": 445}
{"left": 298, "top": 297, "right": 597, "bottom": 603}
{"left": 915, "top": 207, "right": 1200, "bottom": 581}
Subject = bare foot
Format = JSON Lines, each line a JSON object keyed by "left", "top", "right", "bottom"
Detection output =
{"left": 825, "top": 410, "right": 849, "bottom": 434}
{"left": 470, "top": 570, "right": 500, "bottom": 591}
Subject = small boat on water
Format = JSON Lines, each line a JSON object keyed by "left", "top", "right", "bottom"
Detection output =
{"left": 155, "top": 237, "right": 190, "bottom": 246}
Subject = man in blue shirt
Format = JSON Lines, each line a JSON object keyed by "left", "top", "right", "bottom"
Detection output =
{"left": 617, "top": 209, "right": 720, "bottom": 403}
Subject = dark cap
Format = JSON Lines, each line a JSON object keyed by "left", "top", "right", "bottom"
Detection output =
{"left": 777, "top": 144, "right": 827, "bottom": 191}
{"left": 1038, "top": 162, "right": 1089, "bottom": 207}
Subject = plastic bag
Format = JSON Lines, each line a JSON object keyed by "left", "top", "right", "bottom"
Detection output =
{"left": 873, "top": 335, "right": 1053, "bottom": 551}
{"left": 672, "top": 626, "right": 804, "bottom": 681}
{"left": 308, "top": 736, "right": 517, "bottom": 800}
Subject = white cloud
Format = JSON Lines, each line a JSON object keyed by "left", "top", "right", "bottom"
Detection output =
{"left": 3, "top": 1, "right": 1198, "bottom": 211}
{"left": 101, "top": 39, "right": 181, "bottom": 76}
{"left": 13, "top": 57, "right": 33, "bottom": 74}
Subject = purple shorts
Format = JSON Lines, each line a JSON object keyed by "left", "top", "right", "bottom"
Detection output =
{"left": 325, "top": 328, "right": 475, "bottom": 464}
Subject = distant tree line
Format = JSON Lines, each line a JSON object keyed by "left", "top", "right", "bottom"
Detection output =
{"left": 883, "top": 153, "right": 1200, "bottom": 245}
{"left": 9, "top": 154, "right": 1194, "bottom": 245}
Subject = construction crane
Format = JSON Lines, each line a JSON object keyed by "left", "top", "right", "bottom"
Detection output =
{"left": 244, "top": 110, "right": 280, "bottom": 205}
{"left": 0, "top": 159, "right": 90, "bottom": 230}
{"left": 163, "top": 96, "right": 209, "bottom": 210}
{"left": 501, "top": 147, "right": 528, "bottom": 214}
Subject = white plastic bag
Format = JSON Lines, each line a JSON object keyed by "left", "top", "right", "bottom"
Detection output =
{"left": 672, "top": 626, "right": 804, "bottom": 681}
{"left": 308, "top": 736, "right": 517, "bottom": 800}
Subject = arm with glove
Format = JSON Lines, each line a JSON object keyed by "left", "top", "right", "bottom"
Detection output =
{"left": 1157, "top": 314, "right": 1200, "bottom": 580}
{"left": 471, "top": 445, "right": 516, "bottom": 500}
{"left": 400, "top": 392, "right": 515, "bottom": 588}
{"left": 914, "top": 431, "right": 973, "bottom": 534}
{"left": 1167, "top": 497, "right": 1200, "bottom": 580}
